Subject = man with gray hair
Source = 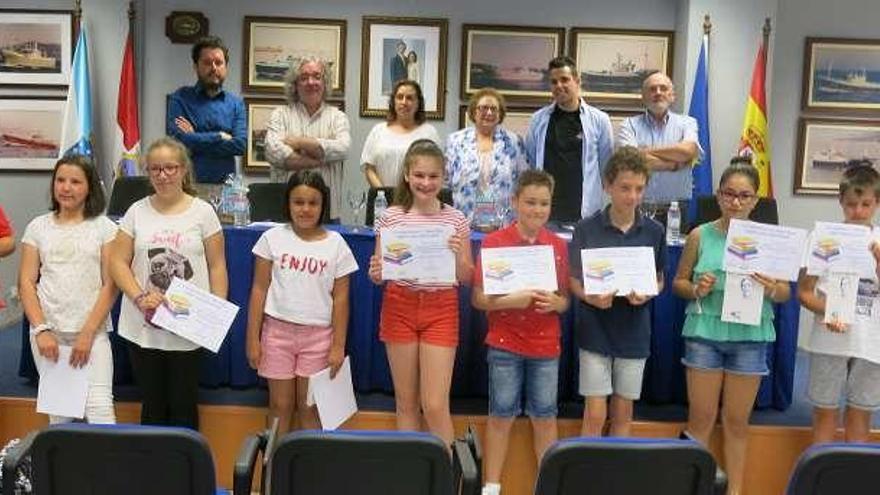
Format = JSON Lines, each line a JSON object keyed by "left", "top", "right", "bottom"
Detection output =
{"left": 265, "top": 57, "right": 351, "bottom": 221}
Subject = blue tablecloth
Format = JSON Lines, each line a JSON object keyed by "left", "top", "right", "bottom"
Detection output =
{"left": 19, "top": 224, "right": 801, "bottom": 409}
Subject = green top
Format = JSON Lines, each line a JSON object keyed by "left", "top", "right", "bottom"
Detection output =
{"left": 682, "top": 222, "right": 776, "bottom": 342}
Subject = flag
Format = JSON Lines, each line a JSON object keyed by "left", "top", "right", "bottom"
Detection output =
{"left": 737, "top": 36, "right": 772, "bottom": 197}
{"left": 60, "top": 21, "right": 93, "bottom": 160}
{"left": 688, "top": 33, "right": 713, "bottom": 222}
{"left": 115, "top": 27, "right": 140, "bottom": 178}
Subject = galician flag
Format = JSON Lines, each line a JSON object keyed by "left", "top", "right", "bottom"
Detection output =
{"left": 60, "top": 21, "right": 93, "bottom": 159}
{"left": 688, "top": 33, "right": 713, "bottom": 221}
{"left": 115, "top": 27, "right": 140, "bottom": 177}
{"left": 737, "top": 36, "right": 772, "bottom": 197}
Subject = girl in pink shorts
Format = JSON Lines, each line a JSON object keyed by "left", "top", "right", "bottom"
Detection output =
{"left": 246, "top": 171, "right": 358, "bottom": 434}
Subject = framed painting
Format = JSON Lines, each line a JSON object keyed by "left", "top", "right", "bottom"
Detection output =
{"left": 801, "top": 37, "right": 880, "bottom": 114}
{"left": 360, "top": 16, "right": 448, "bottom": 119}
{"left": 0, "top": 96, "right": 65, "bottom": 170}
{"left": 460, "top": 24, "right": 564, "bottom": 102}
{"left": 569, "top": 27, "right": 674, "bottom": 105}
{"left": 458, "top": 104, "right": 536, "bottom": 141}
{"left": 0, "top": 9, "right": 74, "bottom": 88}
{"left": 244, "top": 97, "right": 345, "bottom": 173}
{"left": 242, "top": 16, "right": 346, "bottom": 96}
{"left": 793, "top": 117, "right": 880, "bottom": 195}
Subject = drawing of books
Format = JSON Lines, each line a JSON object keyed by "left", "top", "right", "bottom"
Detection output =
{"left": 166, "top": 293, "right": 191, "bottom": 317}
{"left": 585, "top": 260, "right": 614, "bottom": 281}
{"left": 383, "top": 241, "right": 414, "bottom": 265}
{"left": 486, "top": 260, "right": 514, "bottom": 281}
{"left": 811, "top": 238, "right": 841, "bottom": 262}
{"left": 727, "top": 236, "right": 759, "bottom": 260}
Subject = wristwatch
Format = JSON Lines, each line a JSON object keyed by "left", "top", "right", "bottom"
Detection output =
{"left": 30, "top": 322, "right": 53, "bottom": 337}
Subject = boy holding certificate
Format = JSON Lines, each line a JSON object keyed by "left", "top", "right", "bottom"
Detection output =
{"left": 472, "top": 170, "right": 569, "bottom": 495}
{"left": 569, "top": 146, "right": 667, "bottom": 437}
{"left": 798, "top": 164, "right": 880, "bottom": 445}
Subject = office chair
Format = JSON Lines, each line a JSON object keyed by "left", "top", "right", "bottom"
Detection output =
{"left": 786, "top": 443, "right": 880, "bottom": 495}
{"left": 248, "top": 182, "right": 289, "bottom": 223}
{"left": 106, "top": 176, "right": 153, "bottom": 217}
{"left": 691, "top": 194, "right": 779, "bottom": 230}
{"left": 234, "top": 429, "right": 478, "bottom": 495}
{"left": 534, "top": 437, "right": 719, "bottom": 495}
{"left": 2, "top": 423, "right": 222, "bottom": 495}
{"left": 364, "top": 187, "right": 454, "bottom": 226}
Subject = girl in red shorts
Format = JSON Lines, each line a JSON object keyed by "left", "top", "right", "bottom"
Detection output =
{"left": 368, "top": 139, "right": 474, "bottom": 446}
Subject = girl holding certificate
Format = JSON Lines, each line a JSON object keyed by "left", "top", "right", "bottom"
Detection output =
{"left": 368, "top": 139, "right": 474, "bottom": 447}
{"left": 19, "top": 155, "right": 118, "bottom": 424}
{"left": 672, "top": 161, "right": 789, "bottom": 495}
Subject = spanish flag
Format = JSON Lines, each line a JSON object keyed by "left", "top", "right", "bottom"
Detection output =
{"left": 738, "top": 38, "right": 772, "bottom": 197}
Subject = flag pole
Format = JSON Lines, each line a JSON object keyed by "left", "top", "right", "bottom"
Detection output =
{"left": 73, "top": 0, "right": 81, "bottom": 42}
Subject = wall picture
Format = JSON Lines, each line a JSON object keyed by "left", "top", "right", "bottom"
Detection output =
{"left": 0, "top": 9, "right": 74, "bottom": 88}
{"left": 802, "top": 37, "right": 880, "bottom": 114}
{"left": 0, "top": 96, "right": 65, "bottom": 170}
{"left": 794, "top": 117, "right": 880, "bottom": 195}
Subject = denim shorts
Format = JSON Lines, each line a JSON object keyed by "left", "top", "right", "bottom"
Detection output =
{"left": 487, "top": 347, "right": 559, "bottom": 418}
{"left": 808, "top": 353, "right": 880, "bottom": 411}
{"left": 681, "top": 338, "right": 769, "bottom": 375}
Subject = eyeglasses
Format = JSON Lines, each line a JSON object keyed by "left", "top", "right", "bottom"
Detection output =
{"left": 298, "top": 73, "right": 324, "bottom": 83}
{"left": 718, "top": 189, "right": 757, "bottom": 203}
{"left": 146, "top": 163, "right": 182, "bottom": 176}
{"left": 476, "top": 104, "right": 500, "bottom": 115}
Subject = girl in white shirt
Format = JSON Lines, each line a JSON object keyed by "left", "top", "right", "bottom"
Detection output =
{"left": 246, "top": 170, "right": 358, "bottom": 434}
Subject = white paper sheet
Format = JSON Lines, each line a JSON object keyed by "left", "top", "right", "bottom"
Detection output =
{"left": 380, "top": 225, "right": 456, "bottom": 283}
{"left": 36, "top": 346, "right": 89, "bottom": 419}
{"left": 722, "top": 219, "right": 808, "bottom": 281}
{"left": 806, "top": 222, "right": 875, "bottom": 278}
{"left": 150, "top": 277, "right": 240, "bottom": 353}
{"left": 306, "top": 357, "right": 358, "bottom": 431}
{"left": 580, "top": 247, "right": 659, "bottom": 296}
{"left": 720, "top": 273, "right": 764, "bottom": 326}
{"left": 480, "top": 245, "right": 558, "bottom": 295}
{"left": 824, "top": 272, "right": 859, "bottom": 325}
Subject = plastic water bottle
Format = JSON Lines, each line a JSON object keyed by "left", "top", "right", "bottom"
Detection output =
{"left": 666, "top": 201, "right": 681, "bottom": 246}
{"left": 374, "top": 190, "right": 388, "bottom": 223}
{"left": 232, "top": 176, "right": 250, "bottom": 227}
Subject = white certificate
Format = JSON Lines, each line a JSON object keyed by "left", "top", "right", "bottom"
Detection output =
{"left": 824, "top": 272, "right": 859, "bottom": 325}
{"left": 36, "top": 346, "right": 89, "bottom": 419}
{"left": 722, "top": 219, "right": 808, "bottom": 281}
{"left": 380, "top": 225, "right": 456, "bottom": 283}
{"left": 306, "top": 357, "right": 358, "bottom": 431}
{"left": 151, "top": 277, "right": 240, "bottom": 353}
{"left": 806, "top": 222, "right": 875, "bottom": 278}
{"left": 581, "top": 247, "right": 658, "bottom": 296}
{"left": 720, "top": 272, "right": 764, "bottom": 326}
{"left": 480, "top": 245, "right": 558, "bottom": 295}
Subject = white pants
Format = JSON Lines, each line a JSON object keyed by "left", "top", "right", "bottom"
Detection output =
{"left": 31, "top": 331, "right": 116, "bottom": 424}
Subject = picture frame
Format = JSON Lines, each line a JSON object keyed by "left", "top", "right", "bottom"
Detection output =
{"left": 244, "top": 97, "right": 345, "bottom": 173}
{"left": 801, "top": 37, "right": 880, "bottom": 114}
{"left": 460, "top": 24, "right": 565, "bottom": 102}
{"left": 165, "top": 11, "right": 209, "bottom": 44}
{"left": 0, "top": 96, "right": 66, "bottom": 171}
{"left": 458, "top": 104, "right": 537, "bottom": 141}
{"left": 242, "top": 16, "right": 347, "bottom": 96}
{"left": 569, "top": 27, "right": 674, "bottom": 105}
{"left": 360, "top": 16, "right": 448, "bottom": 119}
{"left": 0, "top": 9, "right": 74, "bottom": 88}
{"left": 793, "top": 117, "right": 880, "bottom": 195}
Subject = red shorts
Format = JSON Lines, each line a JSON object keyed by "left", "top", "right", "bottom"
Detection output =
{"left": 379, "top": 284, "right": 459, "bottom": 347}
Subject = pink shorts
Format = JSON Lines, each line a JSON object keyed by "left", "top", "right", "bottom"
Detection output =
{"left": 258, "top": 314, "right": 334, "bottom": 379}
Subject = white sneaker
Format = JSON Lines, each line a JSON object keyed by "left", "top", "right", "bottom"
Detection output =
{"left": 482, "top": 482, "right": 501, "bottom": 495}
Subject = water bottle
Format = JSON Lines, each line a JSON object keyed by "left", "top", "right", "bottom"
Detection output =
{"left": 218, "top": 174, "right": 235, "bottom": 224}
{"left": 374, "top": 190, "right": 388, "bottom": 223}
{"left": 666, "top": 200, "right": 681, "bottom": 246}
{"left": 232, "top": 176, "right": 250, "bottom": 227}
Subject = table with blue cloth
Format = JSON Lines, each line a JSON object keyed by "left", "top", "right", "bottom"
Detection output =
{"left": 19, "top": 224, "right": 801, "bottom": 410}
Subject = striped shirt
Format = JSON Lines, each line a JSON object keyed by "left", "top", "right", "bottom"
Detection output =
{"left": 375, "top": 204, "right": 469, "bottom": 290}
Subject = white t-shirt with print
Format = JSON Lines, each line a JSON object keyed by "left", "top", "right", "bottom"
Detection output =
{"left": 117, "top": 197, "right": 222, "bottom": 351}
{"left": 360, "top": 122, "right": 441, "bottom": 185}
{"left": 252, "top": 225, "right": 358, "bottom": 326}
{"left": 21, "top": 213, "right": 117, "bottom": 334}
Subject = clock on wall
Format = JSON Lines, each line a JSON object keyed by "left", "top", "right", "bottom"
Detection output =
{"left": 165, "top": 11, "right": 209, "bottom": 44}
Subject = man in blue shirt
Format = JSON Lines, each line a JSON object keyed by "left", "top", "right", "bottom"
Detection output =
{"left": 167, "top": 36, "right": 246, "bottom": 191}
{"left": 524, "top": 56, "right": 614, "bottom": 223}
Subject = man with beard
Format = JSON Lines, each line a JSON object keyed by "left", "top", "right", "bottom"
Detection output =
{"left": 617, "top": 72, "right": 701, "bottom": 225}
{"left": 167, "top": 36, "right": 246, "bottom": 195}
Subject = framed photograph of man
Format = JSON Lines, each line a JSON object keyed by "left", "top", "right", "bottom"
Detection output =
{"left": 794, "top": 117, "right": 880, "bottom": 195}
{"left": 242, "top": 16, "right": 346, "bottom": 96}
{"left": 0, "top": 96, "right": 65, "bottom": 170}
{"left": 460, "top": 24, "right": 564, "bottom": 102}
{"left": 360, "top": 16, "right": 448, "bottom": 119}
{"left": 569, "top": 27, "right": 674, "bottom": 105}
{"left": 458, "top": 104, "right": 536, "bottom": 141}
{"left": 0, "top": 9, "right": 74, "bottom": 88}
{"left": 801, "top": 37, "right": 880, "bottom": 114}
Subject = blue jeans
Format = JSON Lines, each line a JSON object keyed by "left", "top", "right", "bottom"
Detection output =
{"left": 682, "top": 337, "right": 769, "bottom": 375}
{"left": 487, "top": 347, "right": 559, "bottom": 418}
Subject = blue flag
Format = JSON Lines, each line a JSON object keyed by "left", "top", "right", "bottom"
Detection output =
{"left": 688, "top": 35, "right": 712, "bottom": 222}
{"left": 60, "top": 21, "right": 93, "bottom": 159}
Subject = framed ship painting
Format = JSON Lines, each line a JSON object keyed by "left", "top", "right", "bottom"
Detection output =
{"left": 0, "top": 96, "right": 65, "bottom": 170}
{"left": 794, "top": 117, "right": 880, "bottom": 195}
{"left": 802, "top": 37, "right": 880, "bottom": 114}
{"left": 0, "top": 9, "right": 74, "bottom": 88}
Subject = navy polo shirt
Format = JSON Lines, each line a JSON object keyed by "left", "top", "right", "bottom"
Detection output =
{"left": 569, "top": 206, "right": 667, "bottom": 359}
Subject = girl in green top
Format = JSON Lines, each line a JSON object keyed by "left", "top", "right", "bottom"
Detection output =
{"left": 672, "top": 161, "right": 790, "bottom": 495}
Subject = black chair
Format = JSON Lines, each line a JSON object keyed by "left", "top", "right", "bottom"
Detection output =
{"left": 691, "top": 194, "right": 779, "bottom": 230}
{"left": 786, "top": 443, "right": 880, "bottom": 495}
{"left": 534, "top": 437, "right": 719, "bottom": 495}
{"left": 247, "top": 182, "right": 289, "bottom": 223}
{"left": 364, "top": 187, "right": 454, "bottom": 226}
{"left": 234, "top": 429, "right": 478, "bottom": 495}
{"left": 2, "top": 423, "right": 221, "bottom": 495}
{"left": 106, "top": 176, "right": 153, "bottom": 217}
{"left": 459, "top": 425, "right": 482, "bottom": 495}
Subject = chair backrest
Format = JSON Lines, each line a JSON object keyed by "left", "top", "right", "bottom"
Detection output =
{"left": 268, "top": 430, "right": 455, "bottom": 495}
{"left": 107, "top": 176, "right": 153, "bottom": 217}
{"left": 247, "top": 182, "right": 289, "bottom": 223}
{"left": 534, "top": 437, "right": 717, "bottom": 495}
{"left": 365, "top": 187, "right": 454, "bottom": 226}
{"left": 786, "top": 443, "right": 880, "bottom": 495}
{"left": 28, "top": 423, "right": 216, "bottom": 495}
{"left": 692, "top": 195, "right": 779, "bottom": 230}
